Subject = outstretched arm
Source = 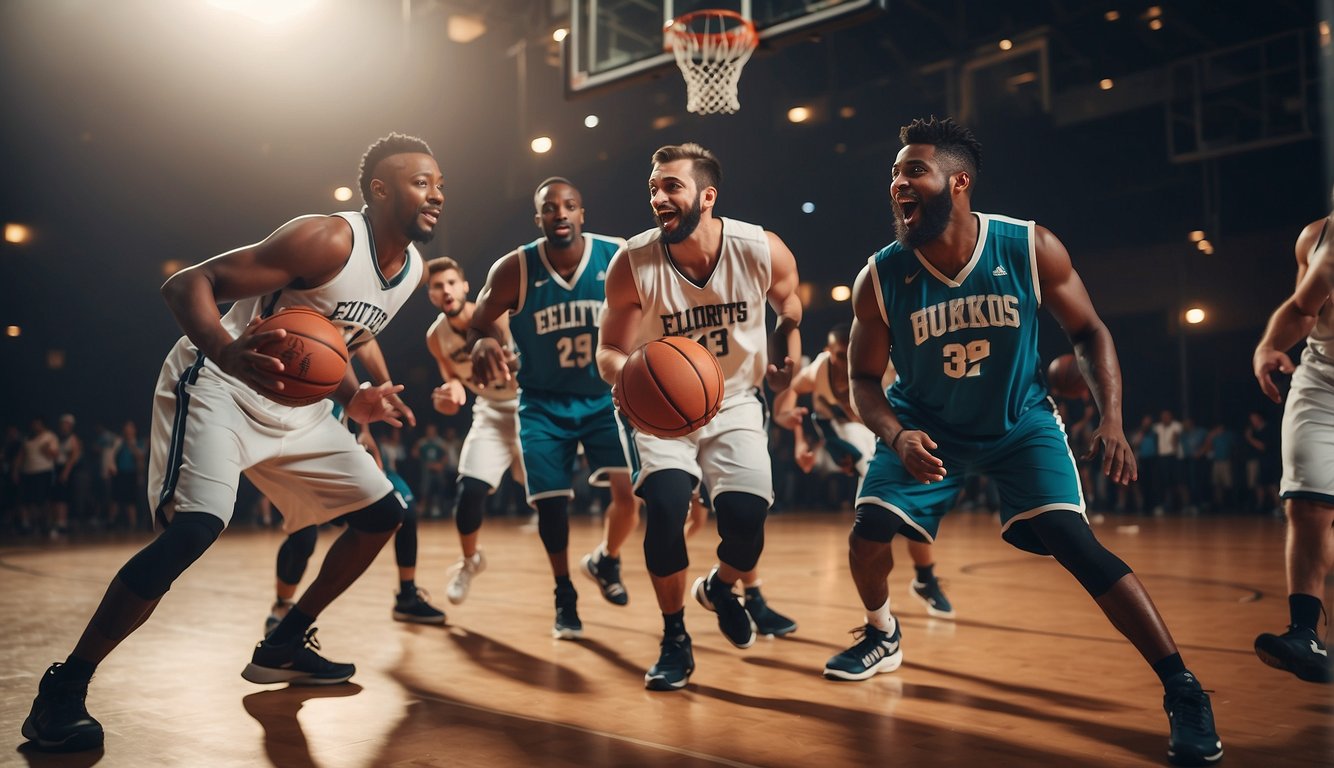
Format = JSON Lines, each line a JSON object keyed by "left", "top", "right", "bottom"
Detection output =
{"left": 1254, "top": 217, "right": 1334, "bottom": 402}
{"left": 1035, "top": 225, "right": 1135, "bottom": 484}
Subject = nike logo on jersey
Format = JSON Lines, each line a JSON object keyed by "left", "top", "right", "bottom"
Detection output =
{"left": 534, "top": 278, "right": 550, "bottom": 288}
{"left": 992, "top": 265, "right": 1008, "bottom": 277}
{"left": 905, "top": 270, "right": 922, "bottom": 285}
{"left": 1314, "top": 641, "right": 1329, "bottom": 657}
{"left": 596, "top": 270, "right": 606, "bottom": 281}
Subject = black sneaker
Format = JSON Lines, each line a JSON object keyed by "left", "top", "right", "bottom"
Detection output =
{"left": 553, "top": 583, "right": 583, "bottom": 640}
{"left": 745, "top": 589, "right": 797, "bottom": 637}
{"left": 692, "top": 567, "right": 756, "bottom": 649}
{"left": 241, "top": 627, "right": 355, "bottom": 685}
{"left": 264, "top": 598, "right": 294, "bottom": 637}
{"left": 1163, "top": 671, "right": 1224, "bottom": 767}
{"left": 21, "top": 663, "right": 104, "bottom": 752}
{"left": 645, "top": 633, "right": 694, "bottom": 691}
{"left": 1254, "top": 625, "right": 1333, "bottom": 683}
{"left": 393, "top": 588, "right": 447, "bottom": 625}
{"left": 580, "top": 548, "right": 629, "bottom": 606}
{"left": 823, "top": 623, "right": 903, "bottom": 681}
{"left": 911, "top": 575, "right": 955, "bottom": 619}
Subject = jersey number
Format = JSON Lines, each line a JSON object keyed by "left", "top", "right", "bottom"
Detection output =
{"left": 557, "top": 333, "right": 593, "bottom": 368}
{"left": 943, "top": 339, "right": 991, "bottom": 378}
{"left": 696, "top": 328, "right": 730, "bottom": 357}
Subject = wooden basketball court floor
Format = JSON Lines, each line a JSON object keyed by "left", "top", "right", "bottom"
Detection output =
{"left": 2, "top": 511, "right": 1329, "bottom": 767}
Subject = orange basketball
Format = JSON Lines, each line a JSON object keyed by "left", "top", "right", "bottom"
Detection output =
{"left": 618, "top": 336, "right": 724, "bottom": 438}
{"left": 1045, "top": 353, "right": 1088, "bottom": 400}
{"left": 251, "top": 307, "right": 350, "bottom": 407}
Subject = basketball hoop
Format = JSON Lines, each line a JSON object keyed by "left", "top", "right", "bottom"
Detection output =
{"left": 665, "top": 10, "right": 758, "bottom": 115}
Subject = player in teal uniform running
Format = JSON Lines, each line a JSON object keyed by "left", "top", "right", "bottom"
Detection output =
{"left": 826, "top": 117, "right": 1221, "bottom": 768}
{"left": 470, "top": 177, "right": 638, "bottom": 639}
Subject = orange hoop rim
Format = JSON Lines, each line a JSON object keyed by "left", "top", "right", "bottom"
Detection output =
{"left": 664, "top": 9, "right": 758, "bottom": 48}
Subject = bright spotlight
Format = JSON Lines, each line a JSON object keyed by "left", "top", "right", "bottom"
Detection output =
{"left": 207, "top": 0, "right": 317, "bottom": 24}
{"left": 4, "top": 223, "right": 31, "bottom": 244}
{"left": 531, "top": 136, "right": 553, "bottom": 154}
{"left": 830, "top": 285, "right": 852, "bottom": 302}
{"left": 5, "top": 326, "right": 19, "bottom": 338}
{"left": 1184, "top": 307, "right": 1206, "bottom": 325}
{"left": 1099, "top": 78, "right": 1114, "bottom": 90}
{"left": 334, "top": 186, "right": 354, "bottom": 202}
{"left": 801, "top": 202, "right": 815, "bottom": 214}
{"left": 584, "top": 115, "right": 600, "bottom": 128}
{"left": 787, "top": 106, "right": 811, "bottom": 123}
{"left": 999, "top": 39, "right": 1014, "bottom": 50}
{"left": 1188, "top": 230, "right": 1205, "bottom": 242}
{"left": 553, "top": 28, "right": 569, "bottom": 42}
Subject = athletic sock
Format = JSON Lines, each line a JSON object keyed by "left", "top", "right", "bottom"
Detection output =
{"left": 399, "top": 579, "right": 416, "bottom": 599}
{"left": 58, "top": 655, "right": 97, "bottom": 683}
{"left": 1152, "top": 652, "right": 1187, "bottom": 686}
{"left": 1289, "top": 593, "right": 1324, "bottom": 633}
{"left": 867, "top": 598, "right": 895, "bottom": 635}
{"left": 914, "top": 564, "right": 936, "bottom": 583}
{"left": 663, "top": 609, "right": 686, "bottom": 638}
{"left": 268, "top": 607, "right": 315, "bottom": 646}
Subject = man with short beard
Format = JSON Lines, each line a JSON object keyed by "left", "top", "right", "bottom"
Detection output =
{"left": 22, "top": 133, "right": 432, "bottom": 752}
{"left": 597, "top": 143, "right": 804, "bottom": 690}
{"left": 832, "top": 117, "right": 1222, "bottom": 767}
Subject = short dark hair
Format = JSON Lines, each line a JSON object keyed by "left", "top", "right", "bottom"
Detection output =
{"left": 358, "top": 133, "right": 434, "bottom": 203}
{"left": 652, "top": 142, "right": 722, "bottom": 191}
{"left": 828, "top": 322, "right": 851, "bottom": 345}
{"left": 534, "top": 176, "right": 574, "bottom": 197}
{"left": 427, "top": 256, "right": 463, "bottom": 280}
{"left": 899, "top": 117, "right": 982, "bottom": 179}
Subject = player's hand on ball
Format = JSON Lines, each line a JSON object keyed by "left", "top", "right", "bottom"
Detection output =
{"left": 1087, "top": 424, "right": 1137, "bottom": 486}
{"left": 1252, "top": 346, "right": 1294, "bottom": 404}
{"left": 765, "top": 356, "right": 798, "bottom": 393}
{"left": 893, "top": 430, "right": 946, "bottom": 484}
{"left": 432, "top": 380, "right": 467, "bottom": 415}
{"left": 218, "top": 318, "right": 289, "bottom": 392}
{"left": 348, "top": 381, "right": 409, "bottom": 427}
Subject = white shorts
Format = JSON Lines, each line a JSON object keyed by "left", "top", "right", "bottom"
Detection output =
{"left": 1279, "top": 358, "right": 1334, "bottom": 504}
{"left": 458, "top": 397, "right": 524, "bottom": 491}
{"left": 148, "top": 345, "right": 394, "bottom": 533}
{"left": 624, "top": 392, "right": 773, "bottom": 503}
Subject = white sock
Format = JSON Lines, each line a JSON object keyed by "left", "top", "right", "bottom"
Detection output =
{"left": 867, "top": 598, "right": 896, "bottom": 634}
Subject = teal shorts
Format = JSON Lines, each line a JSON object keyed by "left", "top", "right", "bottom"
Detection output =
{"left": 855, "top": 401, "right": 1085, "bottom": 555}
{"left": 518, "top": 391, "right": 628, "bottom": 503}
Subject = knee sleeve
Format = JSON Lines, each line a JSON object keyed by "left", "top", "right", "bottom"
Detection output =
{"left": 640, "top": 469, "right": 694, "bottom": 577}
{"left": 276, "top": 525, "right": 318, "bottom": 585}
{"left": 453, "top": 477, "right": 490, "bottom": 536}
{"left": 341, "top": 492, "right": 405, "bottom": 534}
{"left": 394, "top": 505, "right": 418, "bottom": 568}
{"left": 852, "top": 504, "right": 903, "bottom": 543}
{"left": 117, "top": 512, "right": 225, "bottom": 601}
{"left": 714, "top": 492, "right": 768, "bottom": 573}
{"left": 535, "top": 496, "right": 570, "bottom": 555}
{"left": 1027, "top": 510, "right": 1132, "bottom": 597}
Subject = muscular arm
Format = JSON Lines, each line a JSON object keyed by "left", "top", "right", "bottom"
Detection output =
{"left": 160, "top": 215, "right": 350, "bottom": 379}
{"left": 773, "top": 361, "right": 818, "bottom": 471}
{"left": 595, "top": 251, "right": 642, "bottom": 389}
{"left": 764, "top": 232, "right": 804, "bottom": 392}
{"left": 1035, "top": 225, "right": 1135, "bottom": 483}
{"left": 468, "top": 251, "right": 522, "bottom": 387}
{"left": 1254, "top": 216, "right": 1334, "bottom": 402}
{"left": 425, "top": 318, "right": 467, "bottom": 416}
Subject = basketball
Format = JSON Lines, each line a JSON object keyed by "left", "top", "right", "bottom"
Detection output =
{"left": 617, "top": 336, "right": 724, "bottom": 438}
{"left": 251, "top": 307, "right": 350, "bottom": 407}
{"left": 1045, "top": 353, "right": 1088, "bottom": 400}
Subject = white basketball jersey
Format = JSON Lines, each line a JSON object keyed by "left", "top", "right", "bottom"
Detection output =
{"left": 623, "top": 217, "right": 771, "bottom": 401}
{"left": 165, "top": 210, "right": 424, "bottom": 417}
{"left": 1303, "top": 219, "right": 1334, "bottom": 368}
{"left": 810, "top": 351, "right": 861, "bottom": 423}
{"left": 427, "top": 311, "right": 519, "bottom": 403}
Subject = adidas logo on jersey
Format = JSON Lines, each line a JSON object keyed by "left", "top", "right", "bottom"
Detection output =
{"left": 992, "top": 265, "right": 1008, "bottom": 277}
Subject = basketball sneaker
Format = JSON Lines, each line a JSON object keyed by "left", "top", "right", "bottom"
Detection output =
{"left": 393, "top": 588, "right": 446, "bottom": 625}
{"left": 1254, "top": 625, "right": 1333, "bottom": 683}
{"left": 692, "top": 567, "right": 756, "bottom": 649}
{"left": 445, "top": 550, "right": 486, "bottom": 605}
{"left": 823, "top": 623, "right": 903, "bottom": 681}
{"left": 553, "top": 582, "right": 583, "bottom": 640}
{"left": 645, "top": 632, "right": 694, "bottom": 691}
{"left": 1163, "top": 671, "right": 1223, "bottom": 766}
{"left": 21, "top": 663, "right": 103, "bottom": 752}
{"left": 241, "top": 627, "right": 355, "bottom": 685}
{"left": 264, "top": 598, "right": 294, "bottom": 637}
{"left": 744, "top": 587, "right": 797, "bottom": 637}
{"left": 580, "top": 546, "right": 629, "bottom": 606}
{"left": 911, "top": 575, "right": 955, "bottom": 619}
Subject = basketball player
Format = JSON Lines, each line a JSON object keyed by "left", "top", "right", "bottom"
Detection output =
{"left": 773, "top": 323, "right": 955, "bottom": 619}
{"left": 423, "top": 256, "right": 525, "bottom": 609}
{"left": 828, "top": 118, "right": 1221, "bottom": 767}
{"left": 1251, "top": 201, "right": 1334, "bottom": 684}
{"left": 469, "top": 177, "right": 638, "bottom": 639}
{"left": 597, "top": 143, "right": 803, "bottom": 690}
{"left": 22, "top": 134, "right": 435, "bottom": 752}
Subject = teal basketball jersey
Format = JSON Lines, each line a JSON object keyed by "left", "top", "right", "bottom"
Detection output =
{"left": 871, "top": 212, "right": 1048, "bottom": 440}
{"left": 509, "top": 233, "right": 625, "bottom": 397}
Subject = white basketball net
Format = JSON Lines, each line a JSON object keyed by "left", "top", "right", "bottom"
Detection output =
{"left": 666, "top": 12, "right": 758, "bottom": 115}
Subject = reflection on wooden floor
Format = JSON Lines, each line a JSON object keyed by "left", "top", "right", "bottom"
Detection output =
{"left": 2, "top": 511, "right": 1330, "bottom": 767}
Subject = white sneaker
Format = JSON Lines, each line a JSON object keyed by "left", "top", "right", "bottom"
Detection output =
{"left": 446, "top": 551, "right": 487, "bottom": 605}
